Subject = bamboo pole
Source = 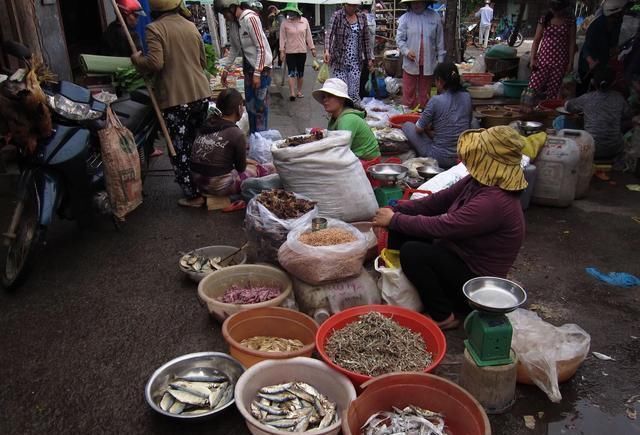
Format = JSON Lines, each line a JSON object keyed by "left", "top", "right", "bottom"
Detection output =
{"left": 110, "top": 0, "right": 176, "bottom": 157}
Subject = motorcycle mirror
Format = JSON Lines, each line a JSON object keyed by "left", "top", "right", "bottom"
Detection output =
{"left": 3, "top": 41, "right": 31, "bottom": 60}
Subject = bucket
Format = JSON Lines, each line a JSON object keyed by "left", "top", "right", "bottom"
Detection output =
{"left": 343, "top": 373, "right": 491, "bottom": 435}
{"left": 502, "top": 80, "right": 529, "bottom": 98}
{"left": 485, "top": 56, "right": 519, "bottom": 81}
{"left": 222, "top": 307, "right": 318, "bottom": 368}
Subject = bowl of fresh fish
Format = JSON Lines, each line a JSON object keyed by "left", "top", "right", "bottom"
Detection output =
{"left": 179, "top": 245, "right": 247, "bottom": 283}
{"left": 343, "top": 373, "right": 491, "bottom": 435}
{"left": 234, "top": 357, "right": 356, "bottom": 435}
{"left": 145, "top": 352, "right": 245, "bottom": 420}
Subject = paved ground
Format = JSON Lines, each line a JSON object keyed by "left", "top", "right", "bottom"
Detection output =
{"left": 1, "top": 62, "right": 639, "bottom": 434}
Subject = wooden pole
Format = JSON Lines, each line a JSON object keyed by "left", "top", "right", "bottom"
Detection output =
{"left": 204, "top": 4, "right": 221, "bottom": 57}
{"left": 109, "top": 0, "right": 176, "bottom": 157}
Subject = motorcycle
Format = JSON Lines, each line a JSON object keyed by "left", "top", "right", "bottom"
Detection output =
{"left": 1, "top": 41, "right": 158, "bottom": 289}
{"left": 469, "top": 16, "right": 524, "bottom": 49}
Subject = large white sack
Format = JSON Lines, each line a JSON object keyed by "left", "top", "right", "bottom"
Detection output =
{"left": 271, "top": 131, "right": 378, "bottom": 222}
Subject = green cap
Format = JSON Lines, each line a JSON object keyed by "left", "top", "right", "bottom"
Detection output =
{"left": 280, "top": 2, "right": 302, "bottom": 15}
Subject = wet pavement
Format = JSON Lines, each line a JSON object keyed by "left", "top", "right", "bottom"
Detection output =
{"left": 1, "top": 62, "right": 640, "bottom": 435}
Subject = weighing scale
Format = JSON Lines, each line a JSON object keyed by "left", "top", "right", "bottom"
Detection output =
{"left": 462, "top": 277, "right": 527, "bottom": 367}
{"left": 367, "top": 163, "right": 408, "bottom": 207}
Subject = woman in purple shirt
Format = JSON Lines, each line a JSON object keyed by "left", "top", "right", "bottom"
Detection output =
{"left": 373, "top": 126, "right": 527, "bottom": 330}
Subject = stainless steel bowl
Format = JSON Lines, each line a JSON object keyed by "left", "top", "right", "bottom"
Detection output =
{"left": 179, "top": 245, "right": 247, "bottom": 283}
{"left": 462, "top": 277, "right": 527, "bottom": 313}
{"left": 517, "top": 120, "right": 544, "bottom": 136}
{"left": 416, "top": 165, "right": 443, "bottom": 180}
{"left": 145, "top": 352, "right": 245, "bottom": 420}
{"left": 367, "top": 163, "right": 409, "bottom": 182}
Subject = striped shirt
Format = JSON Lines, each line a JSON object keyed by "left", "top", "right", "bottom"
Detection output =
{"left": 236, "top": 9, "right": 273, "bottom": 75}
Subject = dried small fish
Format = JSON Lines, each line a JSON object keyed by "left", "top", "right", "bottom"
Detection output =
{"left": 361, "top": 405, "right": 446, "bottom": 435}
{"left": 240, "top": 336, "right": 305, "bottom": 353}
{"left": 252, "top": 382, "right": 338, "bottom": 432}
{"left": 592, "top": 352, "right": 615, "bottom": 361}
{"left": 256, "top": 189, "right": 316, "bottom": 220}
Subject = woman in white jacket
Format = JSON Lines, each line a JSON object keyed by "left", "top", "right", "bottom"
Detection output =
{"left": 396, "top": 0, "right": 446, "bottom": 109}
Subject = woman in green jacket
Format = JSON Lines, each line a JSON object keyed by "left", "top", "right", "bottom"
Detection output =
{"left": 312, "top": 78, "right": 380, "bottom": 161}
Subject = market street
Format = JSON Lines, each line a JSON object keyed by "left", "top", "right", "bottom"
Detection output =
{"left": 1, "top": 62, "right": 639, "bottom": 434}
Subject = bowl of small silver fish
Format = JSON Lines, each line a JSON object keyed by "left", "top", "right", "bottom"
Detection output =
{"left": 235, "top": 357, "right": 356, "bottom": 435}
{"left": 145, "top": 352, "right": 245, "bottom": 419}
{"left": 179, "top": 245, "right": 247, "bottom": 283}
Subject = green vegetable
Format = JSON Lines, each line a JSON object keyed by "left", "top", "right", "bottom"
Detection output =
{"left": 204, "top": 43, "right": 218, "bottom": 77}
{"left": 114, "top": 67, "right": 145, "bottom": 92}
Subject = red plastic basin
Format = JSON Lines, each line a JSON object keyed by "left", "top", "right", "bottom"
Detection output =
{"left": 539, "top": 99, "right": 565, "bottom": 110}
{"left": 315, "top": 305, "right": 447, "bottom": 387}
{"left": 389, "top": 113, "right": 420, "bottom": 128}
{"left": 343, "top": 373, "right": 491, "bottom": 435}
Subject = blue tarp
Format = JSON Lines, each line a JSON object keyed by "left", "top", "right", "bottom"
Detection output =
{"left": 135, "top": 0, "right": 152, "bottom": 52}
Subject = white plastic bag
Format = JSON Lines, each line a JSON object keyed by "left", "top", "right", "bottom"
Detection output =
{"left": 292, "top": 269, "right": 381, "bottom": 323}
{"left": 403, "top": 157, "right": 440, "bottom": 178}
{"left": 471, "top": 55, "right": 486, "bottom": 73}
{"left": 411, "top": 162, "right": 469, "bottom": 199}
{"left": 272, "top": 131, "right": 378, "bottom": 222}
{"left": 374, "top": 256, "right": 424, "bottom": 312}
{"left": 236, "top": 110, "right": 249, "bottom": 136}
{"left": 278, "top": 218, "right": 368, "bottom": 285}
{"left": 507, "top": 309, "right": 591, "bottom": 403}
{"left": 248, "top": 130, "right": 282, "bottom": 163}
{"left": 244, "top": 193, "right": 318, "bottom": 264}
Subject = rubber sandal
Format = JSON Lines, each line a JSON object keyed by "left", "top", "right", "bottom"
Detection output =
{"left": 289, "top": 96, "right": 296, "bottom": 101}
{"left": 297, "top": 93, "right": 304, "bottom": 98}
{"left": 222, "top": 200, "right": 246, "bottom": 213}
{"left": 150, "top": 148, "right": 164, "bottom": 158}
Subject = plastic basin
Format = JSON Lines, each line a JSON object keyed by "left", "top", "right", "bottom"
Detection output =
{"left": 462, "top": 72, "right": 494, "bottom": 86}
{"left": 234, "top": 357, "right": 357, "bottom": 435}
{"left": 221, "top": 307, "right": 318, "bottom": 368}
{"left": 343, "top": 373, "right": 491, "bottom": 435}
{"left": 389, "top": 113, "right": 420, "bottom": 128}
{"left": 502, "top": 80, "right": 529, "bottom": 99}
{"left": 539, "top": 99, "right": 565, "bottom": 110}
{"left": 315, "top": 305, "right": 447, "bottom": 386}
{"left": 197, "top": 264, "right": 292, "bottom": 323}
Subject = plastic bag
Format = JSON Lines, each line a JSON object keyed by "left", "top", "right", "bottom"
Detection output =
{"left": 471, "top": 55, "right": 486, "bottom": 73}
{"left": 507, "top": 309, "right": 591, "bottom": 403}
{"left": 278, "top": 218, "right": 367, "bottom": 285}
{"left": 244, "top": 192, "right": 318, "bottom": 264}
{"left": 248, "top": 130, "right": 282, "bottom": 163}
{"left": 292, "top": 269, "right": 381, "bottom": 323}
{"left": 374, "top": 256, "right": 423, "bottom": 312}
{"left": 385, "top": 77, "right": 401, "bottom": 96}
{"left": 97, "top": 107, "right": 142, "bottom": 220}
{"left": 237, "top": 110, "right": 249, "bottom": 136}
{"left": 403, "top": 157, "right": 439, "bottom": 178}
{"left": 317, "top": 63, "right": 329, "bottom": 84}
{"left": 411, "top": 162, "right": 469, "bottom": 199}
{"left": 272, "top": 131, "right": 378, "bottom": 222}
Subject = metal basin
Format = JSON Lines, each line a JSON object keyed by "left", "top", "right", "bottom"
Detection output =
{"left": 416, "top": 165, "right": 443, "bottom": 180}
{"left": 517, "top": 120, "right": 544, "bottom": 136}
{"left": 145, "top": 352, "right": 245, "bottom": 420}
{"left": 179, "top": 245, "right": 247, "bottom": 283}
{"left": 462, "top": 277, "right": 527, "bottom": 313}
{"left": 368, "top": 163, "right": 409, "bottom": 182}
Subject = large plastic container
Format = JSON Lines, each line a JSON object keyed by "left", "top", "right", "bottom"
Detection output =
{"left": 197, "top": 265, "right": 292, "bottom": 323}
{"left": 222, "top": 307, "right": 318, "bottom": 368}
{"left": 532, "top": 136, "right": 580, "bottom": 207}
{"left": 557, "top": 129, "right": 595, "bottom": 199}
{"left": 343, "top": 373, "right": 491, "bottom": 435}
{"left": 521, "top": 163, "right": 537, "bottom": 210}
{"left": 234, "top": 357, "right": 357, "bottom": 435}
{"left": 315, "top": 305, "right": 446, "bottom": 387}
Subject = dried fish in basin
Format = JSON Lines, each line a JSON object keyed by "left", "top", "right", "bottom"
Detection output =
{"left": 179, "top": 252, "right": 237, "bottom": 274}
{"left": 157, "top": 370, "right": 234, "bottom": 415}
{"left": 240, "top": 336, "right": 305, "bottom": 353}
{"left": 250, "top": 381, "right": 338, "bottom": 432}
{"left": 325, "top": 312, "right": 433, "bottom": 377}
{"left": 361, "top": 405, "right": 447, "bottom": 435}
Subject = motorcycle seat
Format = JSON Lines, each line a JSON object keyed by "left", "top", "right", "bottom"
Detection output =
{"left": 111, "top": 98, "right": 149, "bottom": 134}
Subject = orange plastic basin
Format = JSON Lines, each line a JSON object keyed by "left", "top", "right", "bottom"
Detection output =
{"left": 389, "top": 113, "right": 420, "bottom": 128}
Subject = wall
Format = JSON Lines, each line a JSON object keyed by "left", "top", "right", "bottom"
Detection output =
{"left": 37, "top": 1, "right": 72, "bottom": 80}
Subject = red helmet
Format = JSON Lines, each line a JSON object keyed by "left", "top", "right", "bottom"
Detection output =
{"left": 117, "top": 0, "right": 146, "bottom": 16}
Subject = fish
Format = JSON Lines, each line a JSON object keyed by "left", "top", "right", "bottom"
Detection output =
{"left": 258, "top": 392, "right": 296, "bottom": 403}
{"left": 250, "top": 402, "right": 262, "bottom": 419}
{"left": 318, "top": 405, "right": 335, "bottom": 429}
{"left": 167, "top": 388, "right": 209, "bottom": 407}
{"left": 294, "top": 382, "right": 321, "bottom": 398}
{"left": 253, "top": 400, "right": 287, "bottom": 416}
{"left": 287, "top": 387, "right": 316, "bottom": 404}
{"left": 169, "top": 381, "right": 213, "bottom": 399}
{"left": 259, "top": 383, "right": 292, "bottom": 394}
{"left": 159, "top": 392, "right": 175, "bottom": 411}
{"left": 168, "top": 401, "right": 186, "bottom": 414}
{"left": 208, "top": 384, "right": 227, "bottom": 409}
{"left": 216, "top": 384, "right": 233, "bottom": 409}
{"left": 264, "top": 418, "right": 299, "bottom": 429}
{"left": 285, "top": 406, "right": 313, "bottom": 419}
{"left": 179, "top": 372, "right": 228, "bottom": 383}
{"left": 181, "top": 409, "right": 210, "bottom": 416}
{"left": 361, "top": 405, "right": 446, "bottom": 435}
{"left": 294, "top": 415, "right": 311, "bottom": 432}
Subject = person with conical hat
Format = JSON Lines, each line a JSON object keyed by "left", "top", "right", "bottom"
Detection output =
{"left": 279, "top": 3, "right": 316, "bottom": 101}
{"left": 373, "top": 126, "right": 527, "bottom": 330}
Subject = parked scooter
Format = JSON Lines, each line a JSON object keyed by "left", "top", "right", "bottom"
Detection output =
{"left": 1, "top": 41, "right": 158, "bottom": 289}
{"left": 468, "top": 15, "right": 523, "bottom": 48}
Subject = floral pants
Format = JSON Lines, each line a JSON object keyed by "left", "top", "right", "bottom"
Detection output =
{"left": 163, "top": 100, "right": 208, "bottom": 198}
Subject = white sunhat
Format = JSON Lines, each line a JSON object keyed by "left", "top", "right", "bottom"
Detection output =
{"left": 603, "top": 0, "right": 628, "bottom": 16}
{"left": 344, "top": 0, "right": 362, "bottom": 5}
{"left": 312, "top": 78, "right": 353, "bottom": 104}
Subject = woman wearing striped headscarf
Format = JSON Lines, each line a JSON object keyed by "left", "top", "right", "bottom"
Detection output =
{"left": 372, "top": 126, "right": 526, "bottom": 330}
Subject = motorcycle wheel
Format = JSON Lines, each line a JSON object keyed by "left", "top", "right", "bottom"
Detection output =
{"left": 512, "top": 32, "right": 524, "bottom": 48}
{"left": 2, "top": 182, "right": 40, "bottom": 289}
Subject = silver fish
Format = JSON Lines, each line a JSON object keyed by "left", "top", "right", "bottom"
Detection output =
{"left": 181, "top": 409, "right": 210, "bottom": 416}
{"left": 264, "top": 418, "right": 298, "bottom": 429}
{"left": 258, "top": 392, "right": 296, "bottom": 403}
{"left": 167, "top": 388, "right": 209, "bottom": 407}
{"left": 250, "top": 402, "right": 262, "bottom": 419}
{"left": 294, "top": 415, "right": 311, "bottom": 432}
{"left": 285, "top": 407, "right": 313, "bottom": 419}
{"left": 253, "top": 400, "right": 287, "bottom": 416}
{"left": 179, "top": 373, "right": 228, "bottom": 383}
{"left": 159, "top": 392, "right": 174, "bottom": 411}
{"left": 318, "top": 405, "right": 335, "bottom": 429}
{"left": 208, "top": 385, "right": 226, "bottom": 409}
{"left": 294, "top": 382, "right": 321, "bottom": 398}
{"left": 215, "top": 384, "right": 233, "bottom": 409}
{"left": 260, "top": 383, "right": 293, "bottom": 394}
{"left": 168, "top": 401, "right": 185, "bottom": 414}
{"left": 169, "top": 381, "right": 212, "bottom": 399}
{"left": 287, "top": 387, "right": 315, "bottom": 404}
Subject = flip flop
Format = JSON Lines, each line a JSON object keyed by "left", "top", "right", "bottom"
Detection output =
{"left": 150, "top": 148, "right": 164, "bottom": 158}
{"left": 222, "top": 200, "right": 246, "bottom": 213}
{"left": 289, "top": 96, "right": 296, "bottom": 101}
{"left": 297, "top": 93, "right": 304, "bottom": 98}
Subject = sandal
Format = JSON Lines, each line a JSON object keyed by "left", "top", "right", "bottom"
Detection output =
{"left": 177, "top": 197, "right": 205, "bottom": 208}
{"left": 222, "top": 200, "right": 246, "bottom": 213}
{"left": 289, "top": 96, "right": 296, "bottom": 101}
{"left": 296, "top": 92, "right": 304, "bottom": 98}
